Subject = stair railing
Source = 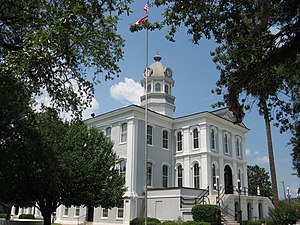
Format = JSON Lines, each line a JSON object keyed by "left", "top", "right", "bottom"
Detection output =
{"left": 180, "top": 186, "right": 210, "bottom": 208}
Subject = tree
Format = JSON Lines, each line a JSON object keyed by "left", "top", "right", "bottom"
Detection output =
{"left": 0, "top": 0, "right": 132, "bottom": 118}
{"left": 269, "top": 201, "right": 300, "bottom": 225}
{"left": 247, "top": 165, "right": 272, "bottom": 197}
{"left": 291, "top": 121, "right": 300, "bottom": 175}
{"left": 1, "top": 1, "right": 131, "bottom": 219}
{"left": 153, "top": 0, "right": 300, "bottom": 208}
{"left": 0, "top": 110, "right": 125, "bottom": 225}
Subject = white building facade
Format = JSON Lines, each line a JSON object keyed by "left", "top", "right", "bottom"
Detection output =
{"left": 11, "top": 54, "right": 273, "bottom": 224}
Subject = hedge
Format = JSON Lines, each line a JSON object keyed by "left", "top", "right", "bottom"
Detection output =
{"left": 192, "top": 205, "right": 218, "bottom": 225}
{"left": 19, "top": 214, "right": 35, "bottom": 219}
{"left": 130, "top": 217, "right": 161, "bottom": 225}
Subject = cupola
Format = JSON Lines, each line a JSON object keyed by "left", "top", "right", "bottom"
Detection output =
{"left": 140, "top": 53, "right": 176, "bottom": 117}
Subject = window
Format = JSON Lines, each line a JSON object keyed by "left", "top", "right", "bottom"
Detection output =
{"left": 211, "top": 128, "right": 216, "bottom": 150}
{"left": 147, "top": 162, "right": 152, "bottom": 186}
{"left": 162, "top": 165, "right": 168, "bottom": 188}
{"left": 147, "top": 125, "right": 153, "bottom": 145}
{"left": 177, "top": 165, "right": 183, "bottom": 188}
{"left": 236, "top": 137, "right": 241, "bottom": 157}
{"left": 106, "top": 127, "right": 111, "bottom": 140}
{"left": 162, "top": 130, "right": 168, "bottom": 149}
{"left": 212, "top": 164, "right": 217, "bottom": 190}
{"left": 119, "top": 159, "right": 126, "bottom": 182}
{"left": 193, "top": 128, "right": 199, "bottom": 149}
{"left": 117, "top": 208, "right": 124, "bottom": 218}
{"left": 75, "top": 206, "right": 80, "bottom": 217}
{"left": 63, "top": 207, "right": 69, "bottom": 217}
{"left": 102, "top": 208, "right": 108, "bottom": 218}
{"left": 193, "top": 163, "right": 200, "bottom": 189}
{"left": 177, "top": 132, "right": 183, "bottom": 151}
{"left": 147, "top": 84, "right": 151, "bottom": 93}
{"left": 155, "top": 83, "right": 161, "bottom": 92}
{"left": 224, "top": 133, "right": 229, "bottom": 154}
{"left": 121, "top": 123, "right": 127, "bottom": 143}
{"left": 165, "top": 84, "right": 169, "bottom": 94}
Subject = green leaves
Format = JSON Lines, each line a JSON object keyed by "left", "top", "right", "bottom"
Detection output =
{"left": 0, "top": 0, "right": 133, "bottom": 118}
{"left": 247, "top": 165, "right": 272, "bottom": 197}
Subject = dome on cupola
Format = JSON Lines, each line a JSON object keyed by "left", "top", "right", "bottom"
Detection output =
{"left": 144, "top": 53, "right": 174, "bottom": 78}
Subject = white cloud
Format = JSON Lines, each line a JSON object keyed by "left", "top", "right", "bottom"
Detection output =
{"left": 255, "top": 156, "right": 269, "bottom": 165}
{"left": 254, "top": 151, "right": 259, "bottom": 155}
{"left": 246, "top": 148, "right": 251, "bottom": 156}
{"left": 82, "top": 97, "right": 100, "bottom": 120}
{"left": 110, "top": 77, "right": 143, "bottom": 105}
{"left": 33, "top": 82, "right": 100, "bottom": 121}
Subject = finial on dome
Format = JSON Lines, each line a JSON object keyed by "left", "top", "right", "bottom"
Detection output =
{"left": 153, "top": 51, "right": 162, "bottom": 62}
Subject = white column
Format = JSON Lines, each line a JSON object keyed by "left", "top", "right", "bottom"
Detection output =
{"left": 200, "top": 125, "right": 207, "bottom": 151}
{"left": 125, "top": 118, "right": 135, "bottom": 196}
{"left": 219, "top": 158, "right": 224, "bottom": 188}
{"left": 233, "top": 161, "right": 238, "bottom": 185}
{"left": 183, "top": 157, "right": 190, "bottom": 188}
{"left": 182, "top": 126, "right": 190, "bottom": 153}
{"left": 243, "top": 163, "right": 248, "bottom": 193}
{"left": 201, "top": 155, "right": 209, "bottom": 190}
{"left": 123, "top": 119, "right": 138, "bottom": 224}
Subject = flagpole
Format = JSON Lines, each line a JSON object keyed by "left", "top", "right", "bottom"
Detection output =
{"left": 144, "top": 21, "right": 149, "bottom": 225}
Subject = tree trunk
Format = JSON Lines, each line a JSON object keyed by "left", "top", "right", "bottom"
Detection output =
{"left": 42, "top": 211, "right": 52, "bottom": 225}
{"left": 261, "top": 98, "right": 279, "bottom": 208}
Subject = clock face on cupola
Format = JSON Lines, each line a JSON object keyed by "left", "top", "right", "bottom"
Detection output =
{"left": 164, "top": 67, "right": 173, "bottom": 78}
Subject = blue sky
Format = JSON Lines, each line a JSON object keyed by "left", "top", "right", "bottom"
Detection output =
{"left": 84, "top": 1, "right": 299, "bottom": 199}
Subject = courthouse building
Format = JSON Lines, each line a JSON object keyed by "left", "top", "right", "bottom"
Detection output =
{"left": 11, "top": 54, "right": 273, "bottom": 224}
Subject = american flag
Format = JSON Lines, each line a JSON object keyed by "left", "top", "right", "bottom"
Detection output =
{"left": 135, "top": 1, "right": 149, "bottom": 25}
{"left": 144, "top": 1, "right": 149, "bottom": 13}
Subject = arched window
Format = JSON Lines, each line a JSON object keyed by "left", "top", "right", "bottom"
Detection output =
{"left": 106, "top": 127, "right": 111, "bottom": 140}
{"left": 155, "top": 83, "right": 161, "bottom": 92}
{"left": 177, "top": 132, "right": 183, "bottom": 151}
{"left": 224, "top": 133, "right": 229, "bottom": 154}
{"left": 193, "top": 128, "right": 199, "bottom": 149}
{"left": 147, "top": 162, "right": 153, "bottom": 186}
{"left": 211, "top": 128, "right": 216, "bottom": 150}
{"left": 258, "top": 203, "right": 263, "bottom": 219}
{"left": 63, "top": 207, "right": 69, "bottom": 216}
{"left": 236, "top": 137, "right": 242, "bottom": 157}
{"left": 75, "top": 206, "right": 80, "bottom": 217}
{"left": 193, "top": 163, "right": 200, "bottom": 189}
{"left": 165, "top": 84, "right": 169, "bottom": 94}
{"left": 147, "top": 125, "right": 153, "bottom": 145}
{"left": 212, "top": 164, "right": 217, "bottom": 190}
{"left": 247, "top": 203, "right": 252, "bottom": 221}
{"left": 147, "top": 84, "right": 151, "bottom": 93}
{"left": 177, "top": 165, "right": 183, "bottom": 187}
{"left": 119, "top": 159, "right": 126, "bottom": 182}
{"left": 121, "top": 123, "right": 127, "bottom": 143}
{"left": 163, "top": 130, "right": 169, "bottom": 149}
{"left": 162, "top": 165, "right": 169, "bottom": 188}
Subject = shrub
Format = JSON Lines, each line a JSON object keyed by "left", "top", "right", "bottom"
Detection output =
{"left": 18, "top": 214, "right": 35, "bottom": 219}
{"left": 181, "top": 221, "right": 198, "bottom": 225}
{"left": 241, "top": 220, "right": 266, "bottom": 225}
{"left": 0, "top": 213, "right": 7, "bottom": 218}
{"left": 161, "top": 221, "right": 177, "bottom": 225}
{"left": 197, "top": 222, "right": 210, "bottom": 225}
{"left": 0, "top": 203, "right": 6, "bottom": 214}
{"left": 130, "top": 217, "right": 160, "bottom": 225}
{"left": 268, "top": 202, "right": 300, "bottom": 225}
{"left": 192, "top": 205, "right": 218, "bottom": 225}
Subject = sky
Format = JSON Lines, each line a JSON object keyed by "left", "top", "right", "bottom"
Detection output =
{"left": 40, "top": 1, "right": 299, "bottom": 199}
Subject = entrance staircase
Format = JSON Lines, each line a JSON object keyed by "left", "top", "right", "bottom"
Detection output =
{"left": 221, "top": 214, "right": 240, "bottom": 225}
